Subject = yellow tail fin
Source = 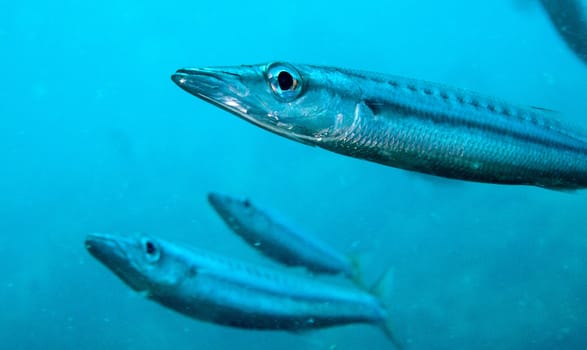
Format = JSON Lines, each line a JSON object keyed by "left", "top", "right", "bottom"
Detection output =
{"left": 370, "top": 267, "right": 403, "bottom": 349}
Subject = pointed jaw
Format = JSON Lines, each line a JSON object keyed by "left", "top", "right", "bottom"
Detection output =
{"left": 207, "top": 192, "right": 228, "bottom": 212}
{"left": 171, "top": 67, "right": 260, "bottom": 118}
{"left": 85, "top": 233, "right": 147, "bottom": 292}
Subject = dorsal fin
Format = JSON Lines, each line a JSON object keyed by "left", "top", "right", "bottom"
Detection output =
{"left": 530, "top": 106, "right": 560, "bottom": 116}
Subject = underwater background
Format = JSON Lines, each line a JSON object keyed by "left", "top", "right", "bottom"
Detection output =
{"left": 2, "top": 0, "right": 587, "bottom": 349}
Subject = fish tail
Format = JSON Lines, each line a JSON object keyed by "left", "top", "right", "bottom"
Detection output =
{"left": 370, "top": 267, "right": 404, "bottom": 349}
{"left": 348, "top": 254, "right": 365, "bottom": 288}
{"left": 380, "top": 318, "right": 404, "bottom": 350}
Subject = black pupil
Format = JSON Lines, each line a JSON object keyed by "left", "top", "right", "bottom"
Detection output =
{"left": 277, "top": 71, "right": 294, "bottom": 91}
{"left": 145, "top": 241, "right": 156, "bottom": 255}
{"left": 243, "top": 199, "right": 251, "bottom": 208}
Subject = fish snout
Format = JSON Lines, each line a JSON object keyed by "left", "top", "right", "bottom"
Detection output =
{"left": 85, "top": 233, "right": 150, "bottom": 292}
{"left": 85, "top": 233, "right": 119, "bottom": 262}
{"left": 207, "top": 192, "right": 224, "bottom": 209}
{"left": 171, "top": 68, "right": 229, "bottom": 95}
{"left": 85, "top": 233, "right": 135, "bottom": 272}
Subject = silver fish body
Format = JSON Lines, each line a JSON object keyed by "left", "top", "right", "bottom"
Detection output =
{"left": 85, "top": 233, "right": 399, "bottom": 346}
{"left": 208, "top": 192, "right": 355, "bottom": 278}
{"left": 172, "top": 62, "right": 587, "bottom": 190}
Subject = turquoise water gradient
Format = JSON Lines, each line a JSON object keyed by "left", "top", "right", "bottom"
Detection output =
{"left": 1, "top": 0, "right": 586, "bottom": 349}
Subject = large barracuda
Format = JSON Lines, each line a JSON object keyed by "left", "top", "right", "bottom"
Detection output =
{"left": 207, "top": 192, "right": 358, "bottom": 280}
{"left": 172, "top": 62, "right": 587, "bottom": 190}
{"left": 85, "top": 233, "right": 400, "bottom": 348}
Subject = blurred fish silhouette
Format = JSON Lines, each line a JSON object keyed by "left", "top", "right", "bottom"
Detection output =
{"left": 208, "top": 192, "right": 363, "bottom": 284}
{"left": 539, "top": 0, "right": 587, "bottom": 65}
{"left": 85, "top": 233, "right": 402, "bottom": 348}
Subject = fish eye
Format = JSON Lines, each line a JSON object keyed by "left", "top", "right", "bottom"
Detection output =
{"left": 141, "top": 238, "right": 160, "bottom": 263}
{"left": 243, "top": 199, "right": 251, "bottom": 208}
{"left": 266, "top": 62, "right": 303, "bottom": 101}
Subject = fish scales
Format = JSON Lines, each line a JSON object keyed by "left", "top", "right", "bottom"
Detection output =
{"left": 172, "top": 62, "right": 587, "bottom": 189}
{"left": 85, "top": 233, "right": 400, "bottom": 347}
{"left": 327, "top": 97, "right": 586, "bottom": 186}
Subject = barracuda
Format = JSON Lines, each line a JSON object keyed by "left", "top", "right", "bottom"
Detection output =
{"left": 172, "top": 62, "right": 587, "bottom": 190}
{"left": 207, "top": 192, "right": 357, "bottom": 280}
{"left": 85, "top": 233, "right": 400, "bottom": 347}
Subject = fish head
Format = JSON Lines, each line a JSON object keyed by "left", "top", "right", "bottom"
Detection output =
{"left": 85, "top": 233, "right": 195, "bottom": 294}
{"left": 207, "top": 191, "right": 255, "bottom": 223}
{"left": 171, "top": 62, "right": 361, "bottom": 145}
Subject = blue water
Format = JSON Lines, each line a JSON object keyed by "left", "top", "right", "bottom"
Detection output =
{"left": 2, "top": 0, "right": 587, "bottom": 349}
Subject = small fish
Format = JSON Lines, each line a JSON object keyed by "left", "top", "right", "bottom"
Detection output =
{"left": 172, "top": 62, "right": 587, "bottom": 190}
{"left": 85, "top": 233, "right": 400, "bottom": 348}
{"left": 207, "top": 192, "right": 358, "bottom": 281}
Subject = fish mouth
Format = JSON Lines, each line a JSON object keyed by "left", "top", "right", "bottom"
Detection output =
{"left": 85, "top": 233, "right": 146, "bottom": 292}
{"left": 171, "top": 69, "right": 227, "bottom": 95}
{"left": 85, "top": 233, "right": 126, "bottom": 264}
{"left": 171, "top": 67, "right": 318, "bottom": 146}
{"left": 207, "top": 191, "right": 241, "bottom": 223}
{"left": 207, "top": 192, "right": 225, "bottom": 211}
{"left": 171, "top": 67, "right": 254, "bottom": 117}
